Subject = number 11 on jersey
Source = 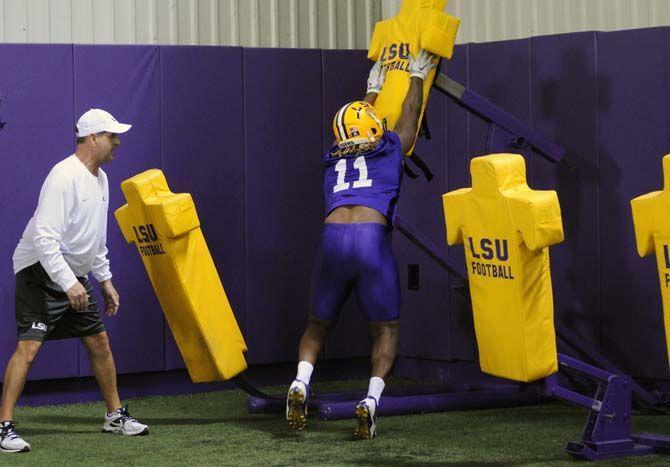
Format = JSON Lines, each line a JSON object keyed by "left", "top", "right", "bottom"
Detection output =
{"left": 333, "top": 156, "right": 373, "bottom": 193}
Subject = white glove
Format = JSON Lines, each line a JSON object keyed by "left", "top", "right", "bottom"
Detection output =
{"left": 366, "top": 60, "right": 387, "bottom": 94}
{"left": 408, "top": 49, "right": 438, "bottom": 80}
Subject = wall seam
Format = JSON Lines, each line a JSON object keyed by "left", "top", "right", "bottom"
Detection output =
{"left": 665, "top": 27, "right": 670, "bottom": 150}
{"left": 594, "top": 31, "right": 601, "bottom": 353}
{"left": 527, "top": 36, "right": 533, "bottom": 184}
{"left": 72, "top": 42, "right": 81, "bottom": 376}
{"left": 242, "top": 47, "right": 249, "bottom": 352}
{"left": 158, "top": 44, "right": 167, "bottom": 370}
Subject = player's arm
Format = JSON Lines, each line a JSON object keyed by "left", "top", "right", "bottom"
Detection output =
{"left": 363, "top": 93, "right": 377, "bottom": 105}
{"left": 363, "top": 59, "right": 386, "bottom": 106}
{"left": 394, "top": 49, "right": 437, "bottom": 155}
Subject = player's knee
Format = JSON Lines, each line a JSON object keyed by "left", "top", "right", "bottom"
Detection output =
{"left": 82, "top": 332, "right": 111, "bottom": 357}
{"left": 307, "top": 315, "right": 334, "bottom": 334}
{"left": 16, "top": 340, "right": 42, "bottom": 366}
{"left": 370, "top": 320, "right": 399, "bottom": 340}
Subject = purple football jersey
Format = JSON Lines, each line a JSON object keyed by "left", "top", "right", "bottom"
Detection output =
{"left": 323, "top": 131, "right": 404, "bottom": 222}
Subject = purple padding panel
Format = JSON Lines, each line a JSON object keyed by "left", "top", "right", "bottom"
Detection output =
{"left": 530, "top": 32, "right": 600, "bottom": 348}
{"left": 453, "top": 40, "right": 533, "bottom": 362}
{"left": 394, "top": 61, "right": 450, "bottom": 360}
{"left": 244, "top": 48, "right": 324, "bottom": 364}
{"left": 321, "top": 49, "right": 370, "bottom": 141}
{"left": 74, "top": 45, "right": 164, "bottom": 375}
{"left": 446, "top": 43, "right": 471, "bottom": 191}
{"left": 0, "top": 44, "right": 79, "bottom": 381}
{"left": 452, "top": 39, "right": 533, "bottom": 361}
{"left": 467, "top": 39, "right": 532, "bottom": 164}
{"left": 444, "top": 45, "right": 477, "bottom": 361}
{"left": 321, "top": 49, "right": 372, "bottom": 358}
{"left": 160, "top": 46, "right": 246, "bottom": 370}
{"left": 597, "top": 28, "right": 670, "bottom": 378}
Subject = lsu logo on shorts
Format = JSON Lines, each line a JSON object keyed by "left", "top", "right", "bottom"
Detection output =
{"left": 31, "top": 322, "right": 47, "bottom": 332}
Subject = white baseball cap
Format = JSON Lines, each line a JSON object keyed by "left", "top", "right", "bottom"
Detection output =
{"left": 76, "top": 108, "right": 132, "bottom": 137}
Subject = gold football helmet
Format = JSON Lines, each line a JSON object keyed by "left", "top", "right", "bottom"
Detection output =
{"left": 332, "top": 101, "right": 385, "bottom": 148}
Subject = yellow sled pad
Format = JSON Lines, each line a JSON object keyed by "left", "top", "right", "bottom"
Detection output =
{"left": 443, "top": 154, "right": 563, "bottom": 382}
{"left": 367, "top": 0, "right": 460, "bottom": 148}
{"left": 115, "top": 169, "right": 247, "bottom": 382}
{"left": 631, "top": 154, "right": 670, "bottom": 365}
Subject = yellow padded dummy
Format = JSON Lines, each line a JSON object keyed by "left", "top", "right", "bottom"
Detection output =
{"left": 631, "top": 154, "right": 670, "bottom": 364}
{"left": 115, "top": 169, "right": 247, "bottom": 382}
{"left": 443, "top": 154, "right": 564, "bottom": 382}
{"left": 368, "top": 0, "right": 460, "bottom": 144}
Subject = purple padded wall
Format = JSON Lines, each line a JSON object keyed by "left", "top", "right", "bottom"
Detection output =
{"left": 393, "top": 62, "right": 451, "bottom": 360}
{"left": 4, "top": 26, "right": 670, "bottom": 389}
{"left": 468, "top": 39, "right": 532, "bottom": 164}
{"left": 321, "top": 49, "right": 373, "bottom": 359}
{"left": 441, "top": 40, "right": 535, "bottom": 363}
{"left": 160, "top": 46, "right": 246, "bottom": 370}
{"left": 450, "top": 39, "right": 535, "bottom": 364}
{"left": 596, "top": 28, "right": 670, "bottom": 378}
{"left": 74, "top": 45, "right": 164, "bottom": 375}
{"left": 445, "top": 44, "right": 477, "bottom": 361}
{"left": 440, "top": 28, "right": 670, "bottom": 379}
{"left": 529, "top": 32, "right": 600, "bottom": 349}
{"left": 0, "top": 44, "right": 79, "bottom": 380}
{"left": 445, "top": 44, "right": 470, "bottom": 190}
{"left": 244, "top": 48, "right": 324, "bottom": 364}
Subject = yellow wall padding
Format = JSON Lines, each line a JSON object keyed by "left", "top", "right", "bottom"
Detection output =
{"left": 631, "top": 154, "right": 670, "bottom": 365}
{"left": 442, "top": 154, "right": 564, "bottom": 382}
{"left": 367, "top": 0, "right": 460, "bottom": 147}
{"left": 115, "top": 169, "right": 247, "bottom": 382}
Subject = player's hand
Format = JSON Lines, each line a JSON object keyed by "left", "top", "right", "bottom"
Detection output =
{"left": 408, "top": 49, "right": 438, "bottom": 81}
{"left": 366, "top": 59, "right": 387, "bottom": 94}
{"left": 66, "top": 282, "right": 89, "bottom": 312}
{"left": 100, "top": 280, "right": 120, "bottom": 317}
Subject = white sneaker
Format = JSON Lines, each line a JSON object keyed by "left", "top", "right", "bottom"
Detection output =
{"left": 0, "top": 421, "right": 31, "bottom": 453}
{"left": 102, "top": 406, "right": 149, "bottom": 436}
{"left": 354, "top": 397, "right": 377, "bottom": 440}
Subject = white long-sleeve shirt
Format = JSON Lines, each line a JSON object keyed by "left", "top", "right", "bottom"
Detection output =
{"left": 13, "top": 154, "right": 112, "bottom": 292}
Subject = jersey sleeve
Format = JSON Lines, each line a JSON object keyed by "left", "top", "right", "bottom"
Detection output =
{"left": 386, "top": 131, "right": 402, "bottom": 153}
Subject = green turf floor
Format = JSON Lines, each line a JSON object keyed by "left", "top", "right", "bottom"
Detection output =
{"left": 2, "top": 382, "right": 670, "bottom": 466}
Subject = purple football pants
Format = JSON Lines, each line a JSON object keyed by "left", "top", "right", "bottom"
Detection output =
{"left": 311, "top": 222, "right": 400, "bottom": 322}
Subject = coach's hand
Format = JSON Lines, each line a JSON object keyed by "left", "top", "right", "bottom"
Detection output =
{"left": 67, "top": 282, "right": 89, "bottom": 312}
{"left": 100, "top": 280, "right": 120, "bottom": 317}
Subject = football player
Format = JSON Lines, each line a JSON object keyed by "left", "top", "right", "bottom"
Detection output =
{"left": 287, "top": 49, "right": 438, "bottom": 439}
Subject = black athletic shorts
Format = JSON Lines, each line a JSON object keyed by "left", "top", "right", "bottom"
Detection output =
{"left": 15, "top": 262, "right": 105, "bottom": 341}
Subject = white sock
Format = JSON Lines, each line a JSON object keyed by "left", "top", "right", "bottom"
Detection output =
{"left": 366, "top": 377, "right": 385, "bottom": 403}
{"left": 295, "top": 361, "right": 314, "bottom": 385}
